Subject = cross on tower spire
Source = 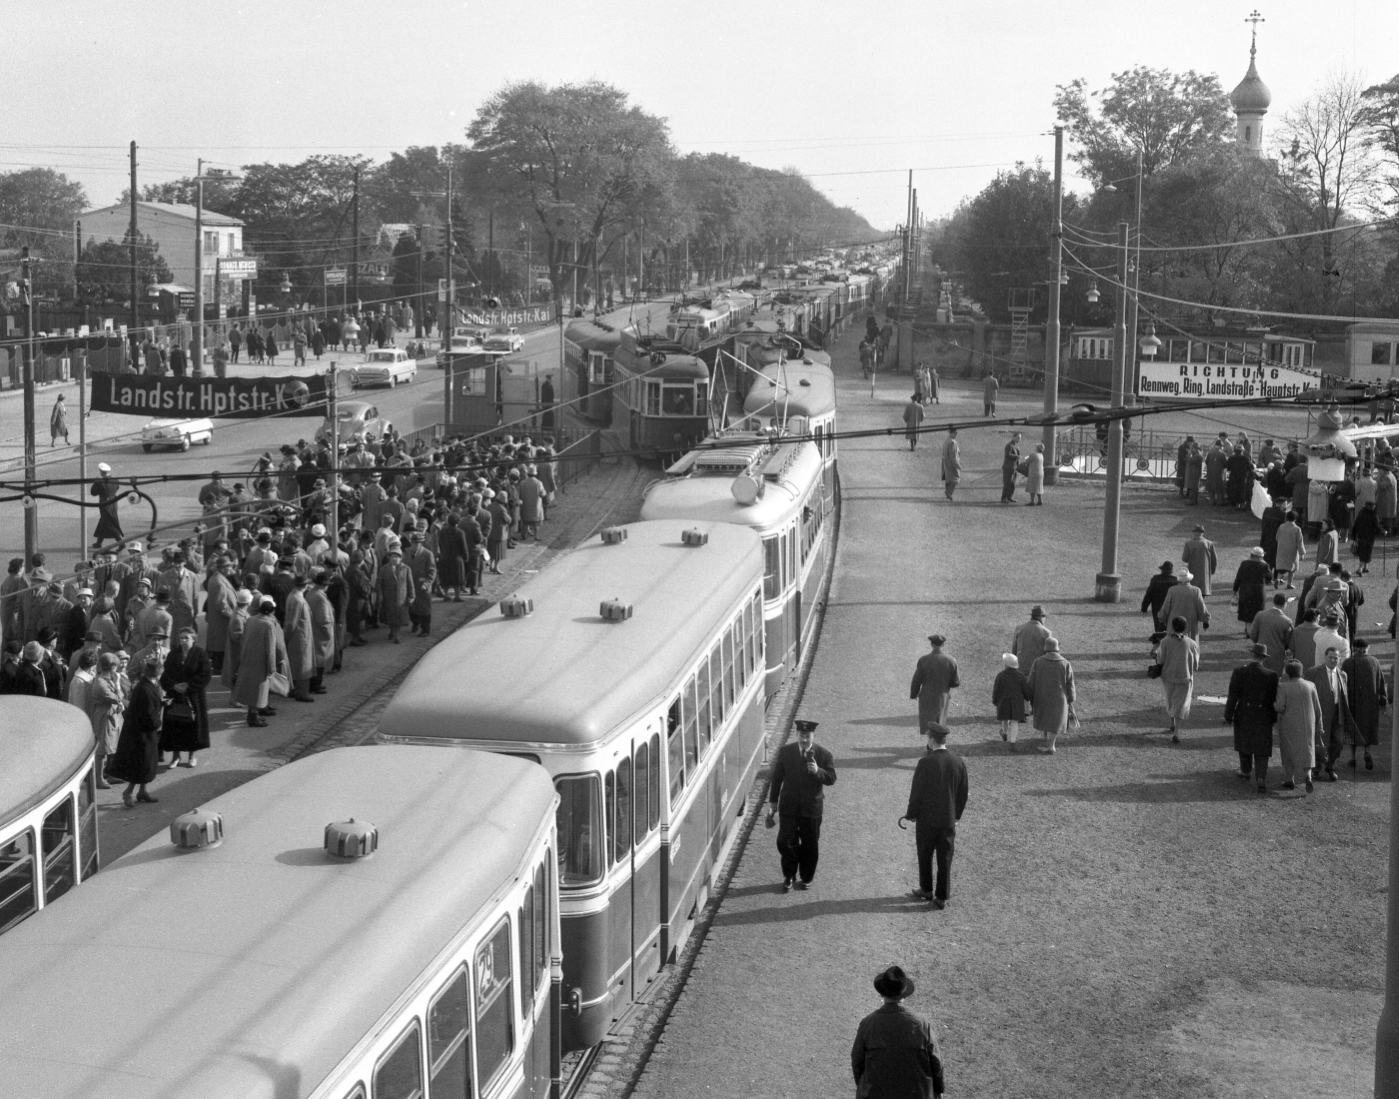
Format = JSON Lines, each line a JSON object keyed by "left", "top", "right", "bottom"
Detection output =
{"left": 1246, "top": 9, "right": 1265, "bottom": 61}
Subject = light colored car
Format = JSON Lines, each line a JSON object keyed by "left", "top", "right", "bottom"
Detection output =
{"left": 435, "top": 328, "right": 488, "bottom": 368}
{"left": 141, "top": 417, "right": 214, "bottom": 452}
{"left": 482, "top": 327, "right": 524, "bottom": 353}
{"left": 315, "top": 400, "right": 390, "bottom": 446}
{"left": 350, "top": 347, "right": 418, "bottom": 388}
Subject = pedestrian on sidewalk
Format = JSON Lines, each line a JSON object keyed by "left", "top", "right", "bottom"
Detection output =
{"left": 169, "top": 343, "right": 187, "bottom": 377}
{"left": 1159, "top": 567, "right": 1209, "bottom": 642}
{"left": 982, "top": 372, "right": 998, "bottom": 416}
{"left": 1011, "top": 606, "right": 1051, "bottom": 672}
{"left": 1153, "top": 615, "right": 1199, "bottom": 743}
{"left": 107, "top": 651, "right": 165, "bottom": 807}
{"left": 901, "top": 722, "right": 968, "bottom": 908}
{"left": 1353, "top": 501, "right": 1380, "bottom": 576}
{"left": 158, "top": 626, "right": 210, "bottom": 769}
{"left": 1141, "top": 561, "right": 1177, "bottom": 635}
{"left": 229, "top": 324, "right": 243, "bottom": 363}
{"left": 1226, "top": 642, "right": 1279, "bottom": 792}
{"left": 910, "top": 635, "right": 959, "bottom": 734}
{"left": 1342, "top": 637, "right": 1387, "bottom": 771}
{"left": 1274, "top": 660, "right": 1323, "bottom": 792}
{"left": 1304, "top": 646, "right": 1354, "bottom": 783}
{"left": 90, "top": 463, "right": 125, "bottom": 547}
{"left": 1247, "top": 593, "right": 1293, "bottom": 674}
{"left": 49, "top": 394, "right": 69, "bottom": 446}
{"left": 850, "top": 966, "right": 945, "bottom": 1099}
{"left": 992, "top": 654, "right": 1029, "bottom": 749}
{"left": 940, "top": 428, "right": 960, "bottom": 501}
{"left": 1232, "top": 548, "right": 1273, "bottom": 631}
{"left": 1182, "top": 525, "right": 1217, "bottom": 596}
{"left": 1025, "top": 443, "right": 1045, "bottom": 505}
{"left": 765, "top": 719, "right": 836, "bottom": 893}
{"left": 1274, "top": 510, "right": 1306, "bottom": 586}
{"left": 283, "top": 576, "right": 316, "bottom": 701}
{"left": 377, "top": 546, "right": 414, "bottom": 644}
{"left": 1027, "top": 638, "right": 1075, "bottom": 753}
{"left": 232, "top": 598, "right": 286, "bottom": 727}
{"left": 902, "top": 393, "right": 924, "bottom": 451}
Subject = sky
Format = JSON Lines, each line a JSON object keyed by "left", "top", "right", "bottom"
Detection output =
{"left": 7, "top": 0, "right": 1398, "bottom": 235}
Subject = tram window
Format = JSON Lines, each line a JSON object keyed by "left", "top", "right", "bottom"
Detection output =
{"left": 694, "top": 666, "right": 710, "bottom": 757}
{"left": 661, "top": 384, "right": 694, "bottom": 416}
{"left": 634, "top": 741, "right": 649, "bottom": 838}
{"left": 644, "top": 381, "right": 662, "bottom": 416}
{"left": 1190, "top": 340, "right": 1208, "bottom": 363}
{"left": 649, "top": 734, "right": 661, "bottom": 829}
{"left": 533, "top": 862, "right": 549, "bottom": 989}
{"left": 615, "top": 757, "right": 633, "bottom": 863}
{"left": 814, "top": 425, "right": 823, "bottom": 453}
{"left": 374, "top": 1020, "right": 423, "bottom": 1099}
{"left": 1225, "top": 342, "right": 1244, "bottom": 364}
{"left": 723, "top": 630, "right": 735, "bottom": 706}
{"left": 696, "top": 381, "right": 708, "bottom": 408}
{"left": 603, "top": 771, "right": 616, "bottom": 871}
{"left": 742, "top": 604, "right": 753, "bottom": 674}
{"left": 732, "top": 622, "right": 745, "bottom": 690}
{"left": 668, "top": 726, "right": 685, "bottom": 801}
{"left": 554, "top": 775, "right": 603, "bottom": 887}
{"left": 1207, "top": 342, "right": 1225, "bottom": 364}
{"left": 0, "top": 832, "right": 36, "bottom": 933}
{"left": 476, "top": 919, "right": 516, "bottom": 1088}
{"left": 1244, "top": 341, "right": 1264, "bottom": 365}
{"left": 427, "top": 968, "right": 474, "bottom": 1099}
{"left": 710, "top": 649, "right": 724, "bottom": 728}
{"left": 42, "top": 799, "right": 76, "bottom": 904}
{"left": 762, "top": 536, "right": 779, "bottom": 599}
{"left": 79, "top": 768, "right": 98, "bottom": 880}
{"left": 752, "top": 593, "right": 764, "bottom": 664}
{"left": 1373, "top": 342, "right": 1394, "bottom": 366}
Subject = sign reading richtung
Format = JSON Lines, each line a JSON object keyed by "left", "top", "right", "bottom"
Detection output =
{"left": 1136, "top": 360, "right": 1319, "bottom": 401}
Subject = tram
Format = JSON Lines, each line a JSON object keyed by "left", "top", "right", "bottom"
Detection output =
{"left": 0, "top": 698, "right": 99, "bottom": 936}
{"left": 563, "top": 318, "right": 620, "bottom": 424}
{"left": 0, "top": 745, "right": 559, "bottom": 1099}
{"left": 379, "top": 521, "right": 768, "bottom": 1053}
{"left": 741, "top": 359, "right": 839, "bottom": 511}
{"left": 640, "top": 433, "right": 827, "bottom": 698}
{"left": 612, "top": 328, "right": 712, "bottom": 458}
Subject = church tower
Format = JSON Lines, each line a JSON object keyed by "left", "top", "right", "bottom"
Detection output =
{"left": 1230, "top": 10, "right": 1272, "bottom": 155}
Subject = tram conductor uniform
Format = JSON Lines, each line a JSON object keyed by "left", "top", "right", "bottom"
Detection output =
{"left": 766, "top": 719, "right": 836, "bottom": 892}
{"left": 902, "top": 724, "right": 968, "bottom": 908}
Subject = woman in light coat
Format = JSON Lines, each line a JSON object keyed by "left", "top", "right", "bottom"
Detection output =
{"left": 1273, "top": 511, "right": 1305, "bottom": 587}
{"left": 203, "top": 560, "right": 238, "bottom": 674}
{"left": 1154, "top": 616, "right": 1199, "bottom": 743}
{"left": 1024, "top": 444, "right": 1045, "bottom": 506}
{"left": 1027, "top": 638, "right": 1076, "bottom": 754}
{"left": 90, "top": 652, "right": 125, "bottom": 788}
{"left": 1273, "top": 660, "right": 1323, "bottom": 791}
{"left": 222, "top": 589, "right": 252, "bottom": 690}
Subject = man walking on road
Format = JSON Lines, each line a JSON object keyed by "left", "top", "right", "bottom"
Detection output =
{"left": 903, "top": 393, "right": 925, "bottom": 451}
{"left": 766, "top": 719, "right": 836, "bottom": 893}
{"left": 851, "top": 966, "right": 945, "bottom": 1099}
{"left": 902, "top": 723, "right": 968, "bottom": 909}
{"left": 1001, "top": 432, "right": 1022, "bottom": 504}
{"left": 910, "top": 634, "right": 959, "bottom": 733}
{"left": 1181, "top": 525, "right": 1217, "bottom": 596}
{"left": 940, "top": 427, "right": 960, "bottom": 500}
{"left": 1011, "top": 606, "right": 1051, "bottom": 673}
{"left": 982, "top": 372, "right": 998, "bottom": 416}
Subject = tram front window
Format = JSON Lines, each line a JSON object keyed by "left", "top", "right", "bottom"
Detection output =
{"left": 555, "top": 775, "right": 603, "bottom": 887}
{"left": 661, "top": 384, "right": 694, "bottom": 416}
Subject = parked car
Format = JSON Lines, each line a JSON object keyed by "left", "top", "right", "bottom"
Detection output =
{"left": 315, "top": 400, "right": 390, "bottom": 446}
{"left": 350, "top": 347, "right": 417, "bottom": 388}
{"left": 435, "top": 327, "right": 488, "bottom": 368}
{"left": 141, "top": 417, "right": 214, "bottom": 452}
{"left": 482, "top": 327, "right": 525, "bottom": 353}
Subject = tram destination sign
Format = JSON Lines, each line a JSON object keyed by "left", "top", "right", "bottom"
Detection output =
{"left": 91, "top": 372, "right": 329, "bottom": 418}
{"left": 1136, "top": 360, "right": 1319, "bottom": 401}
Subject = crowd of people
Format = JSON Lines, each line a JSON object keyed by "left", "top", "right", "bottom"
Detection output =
{"left": 0, "top": 427, "right": 560, "bottom": 806}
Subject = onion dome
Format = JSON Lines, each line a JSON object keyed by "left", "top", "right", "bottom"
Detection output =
{"left": 1230, "top": 56, "right": 1272, "bottom": 113}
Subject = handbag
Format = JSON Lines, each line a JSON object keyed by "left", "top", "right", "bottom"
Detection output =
{"left": 1147, "top": 663, "right": 1162, "bottom": 679}
{"left": 165, "top": 694, "right": 195, "bottom": 721}
{"left": 268, "top": 671, "right": 291, "bottom": 697}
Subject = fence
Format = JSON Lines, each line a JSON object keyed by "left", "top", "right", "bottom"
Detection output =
{"left": 1053, "top": 423, "right": 1177, "bottom": 481}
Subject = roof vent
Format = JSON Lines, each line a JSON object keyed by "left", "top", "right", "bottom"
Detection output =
{"left": 600, "top": 599, "right": 634, "bottom": 622}
{"left": 682, "top": 527, "right": 709, "bottom": 547}
{"left": 501, "top": 596, "right": 534, "bottom": 618}
{"left": 325, "top": 818, "right": 378, "bottom": 861}
{"left": 731, "top": 473, "right": 765, "bottom": 505}
{"left": 170, "top": 808, "right": 223, "bottom": 851}
{"left": 601, "top": 526, "right": 628, "bottom": 545}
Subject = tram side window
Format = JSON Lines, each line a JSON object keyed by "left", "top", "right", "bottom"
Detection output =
{"left": 786, "top": 529, "right": 797, "bottom": 588}
{"left": 555, "top": 775, "right": 603, "bottom": 887}
{"left": 762, "top": 536, "right": 780, "bottom": 599}
{"left": 534, "top": 861, "right": 549, "bottom": 989}
{"left": 732, "top": 622, "right": 745, "bottom": 692}
{"left": 0, "top": 832, "right": 36, "bottom": 933}
{"left": 1373, "top": 341, "right": 1393, "bottom": 366}
{"left": 79, "top": 769, "right": 98, "bottom": 880}
{"left": 615, "top": 757, "right": 632, "bottom": 864}
{"left": 649, "top": 733, "right": 661, "bottom": 829}
{"left": 475, "top": 919, "right": 516, "bottom": 1089}
{"left": 661, "top": 383, "right": 694, "bottom": 416}
{"left": 667, "top": 697, "right": 686, "bottom": 801}
{"left": 694, "top": 665, "right": 710, "bottom": 757}
{"left": 604, "top": 771, "right": 616, "bottom": 871}
{"left": 742, "top": 603, "right": 754, "bottom": 675}
{"left": 427, "top": 968, "right": 473, "bottom": 1099}
{"left": 644, "top": 380, "right": 662, "bottom": 416}
{"left": 42, "top": 798, "right": 76, "bottom": 904}
{"left": 374, "top": 1020, "right": 423, "bottom": 1099}
{"left": 634, "top": 741, "right": 649, "bottom": 839}
{"left": 752, "top": 593, "right": 765, "bottom": 665}
{"left": 722, "top": 630, "right": 735, "bottom": 706}
{"left": 710, "top": 648, "right": 724, "bottom": 729}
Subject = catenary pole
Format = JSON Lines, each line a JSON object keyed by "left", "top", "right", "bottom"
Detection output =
{"left": 77, "top": 350, "right": 87, "bottom": 551}
{"left": 350, "top": 167, "right": 359, "bottom": 314}
{"left": 1043, "top": 125, "right": 1064, "bottom": 487}
{"left": 1095, "top": 221, "right": 1130, "bottom": 603}
{"left": 21, "top": 246, "right": 37, "bottom": 559}
{"left": 129, "top": 143, "right": 139, "bottom": 344}
{"left": 193, "top": 158, "right": 204, "bottom": 378}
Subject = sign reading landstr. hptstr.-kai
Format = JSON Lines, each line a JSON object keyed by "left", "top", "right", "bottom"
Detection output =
{"left": 91, "top": 373, "right": 328, "bottom": 418}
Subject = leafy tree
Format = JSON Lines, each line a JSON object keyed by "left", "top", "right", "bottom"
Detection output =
{"left": 74, "top": 233, "right": 172, "bottom": 304}
{"left": 0, "top": 168, "right": 87, "bottom": 250}
{"left": 1054, "top": 67, "right": 1233, "bottom": 185}
{"left": 1360, "top": 73, "right": 1399, "bottom": 211}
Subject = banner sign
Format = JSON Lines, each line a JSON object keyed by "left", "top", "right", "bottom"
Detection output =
{"left": 461, "top": 305, "right": 553, "bottom": 328}
{"left": 219, "top": 258, "right": 258, "bottom": 279}
{"left": 324, "top": 267, "right": 347, "bottom": 286}
{"left": 1136, "top": 359, "right": 1320, "bottom": 401}
{"left": 91, "top": 372, "right": 329, "bottom": 418}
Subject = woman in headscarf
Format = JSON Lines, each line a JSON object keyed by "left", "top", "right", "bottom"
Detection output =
{"left": 106, "top": 651, "right": 165, "bottom": 806}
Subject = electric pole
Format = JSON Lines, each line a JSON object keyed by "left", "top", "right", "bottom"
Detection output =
{"left": 1095, "top": 221, "right": 1130, "bottom": 603}
{"left": 350, "top": 166, "right": 359, "bottom": 312}
{"left": 129, "top": 142, "right": 138, "bottom": 341}
{"left": 1043, "top": 125, "right": 1064, "bottom": 486}
{"left": 20, "top": 246, "right": 38, "bottom": 558}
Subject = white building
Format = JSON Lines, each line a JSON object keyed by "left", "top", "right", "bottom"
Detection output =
{"left": 76, "top": 201, "right": 246, "bottom": 303}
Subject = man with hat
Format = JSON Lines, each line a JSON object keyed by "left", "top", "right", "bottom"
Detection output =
{"left": 61, "top": 586, "right": 94, "bottom": 660}
{"left": 1224, "top": 641, "right": 1280, "bottom": 793}
{"left": 89, "top": 462, "right": 125, "bottom": 547}
{"left": 1181, "top": 525, "right": 1217, "bottom": 597}
{"left": 404, "top": 528, "right": 437, "bottom": 636}
{"left": 766, "top": 719, "right": 836, "bottom": 892}
{"left": 203, "top": 558, "right": 238, "bottom": 674}
{"left": 160, "top": 551, "right": 199, "bottom": 638}
{"left": 63, "top": 560, "right": 94, "bottom": 607}
{"left": 1140, "top": 561, "right": 1177, "bottom": 635}
{"left": 135, "top": 590, "right": 174, "bottom": 653}
{"left": 306, "top": 523, "right": 332, "bottom": 565}
{"left": 1159, "top": 566, "right": 1210, "bottom": 643}
{"left": 123, "top": 577, "right": 155, "bottom": 645}
{"left": 222, "top": 587, "right": 254, "bottom": 691}
{"left": 1011, "top": 607, "right": 1051, "bottom": 675}
{"left": 850, "top": 966, "right": 945, "bottom": 1099}
{"left": 910, "top": 635, "right": 959, "bottom": 734}
{"left": 1232, "top": 547, "right": 1273, "bottom": 628}
{"left": 283, "top": 574, "right": 317, "bottom": 702}
{"left": 1314, "top": 612, "right": 1349, "bottom": 663}
{"left": 231, "top": 597, "right": 287, "bottom": 727}
{"left": 128, "top": 625, "right": 170, "bottom": 676}
{"left": 902, "top": 722, "right": 969, "bottom": 907}
{"left": 1247, "top": 592, "right": 1294, "bottom": 675}
{"left": 377, "top": 544, "right": 415, "bottom": 644}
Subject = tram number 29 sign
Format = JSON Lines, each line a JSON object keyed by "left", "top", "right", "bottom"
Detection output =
{"left": 1136, "top": 360, "right": 1318, "bottom": 401}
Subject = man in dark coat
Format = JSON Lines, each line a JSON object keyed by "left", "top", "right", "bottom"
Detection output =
{"left": 910, "top": 635, "right": 959, "bottom": 733}
{"left": 902, "top": 724, "right": 969, "bottom": 908}
{"left": 1140, "top": 561, "right": 1177, "bottom": 634}
{"left": 765, "top": 719, "right": 836, "bottom": 892}
{"left": 851, "top": 966, "right": 945, "bottom": 1099}
{"left": 90, "top": 463, "right": 126, "bottom": 546}
{"left": 1342, "top": 636, "right": 1388, "bottom": 771}
{"left": 437, "top": 514, "right": 471, "bottom": 601}
{"left": 1224, "top": 642, "right": 1280, "bottom": 792}
{"left": 1000, "top": 431, "right": 1021, "bottom": 504}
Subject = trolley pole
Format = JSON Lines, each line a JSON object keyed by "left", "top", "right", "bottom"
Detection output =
{"left": 1094, "top": 221, "right": 1129, "bottom": 603}
{"left": 20, "top": 246, "right": 38, "bottom": 560}
{"left": 1043, "top": 125, "right": 1064, "bottom": 487}
{"left": 77, "top": 350, "right": 88, "bottom": 551}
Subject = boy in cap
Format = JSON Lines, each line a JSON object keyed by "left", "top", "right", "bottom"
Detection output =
{"left": 851, "top": 966, "right": 945, "bottom": 1098}
{"left": 901, "top": 723, "right": 969, "bottom": 908}
{"left": 766, "top": 719, "right": 836, "bottom": 892}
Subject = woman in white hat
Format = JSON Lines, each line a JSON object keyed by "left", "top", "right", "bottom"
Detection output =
{"left": 89, "top": 463, "right": 125, "bottom": 547}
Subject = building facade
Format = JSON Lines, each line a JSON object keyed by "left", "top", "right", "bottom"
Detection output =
{"left": 76, "top": 201, "right": 246, "bottom": 305}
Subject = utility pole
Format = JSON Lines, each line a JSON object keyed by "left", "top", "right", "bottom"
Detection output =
{"left": 350, "top": 166, "right": 359, "bottom": 312}
{"left": 1127, "top": 145, "right": 1144, "bottom": 403}
{"left": 128, "top": 142, "right": 138, "bottom": 341}
{"left": 20, "top": 246, "right": 37, "bottom": 559}
{"left": 415, "top": 224, "right": 425, "bottom": 338}
{"left": 193, "top": 158, "right": 204, "bottom": 376}
{"left": 1043, "top": 125, "right": 1064, "bottom": 487}
{"left": 77, "top": 349, "right": 88, "bottom": 551}
{"left": 1095, "top": 221, "right": 1130, "bottom": 603}
{"left": 487, "top": 208, "right": 494, "bottom": 300}
{"left": 444, "top": 163, "right": 454, "bottom": 346}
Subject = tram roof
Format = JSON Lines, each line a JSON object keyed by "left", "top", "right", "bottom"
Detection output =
{"left": 565, "top": 319, "right": 623, "bottom": 352}
{"left": 379, "top": 521, "right": 762, "bottom": 748}
{"left": 742, "top": 363, "right": 837, "bottom": 420}
{"left": 0, "top": 746, "right": 554, "bottom": 1099}
{"left": 0, "top": 699, "right": 96, "bottom": 830}
{"left": 640, "top": 439, "right": 823, "bottom": 530}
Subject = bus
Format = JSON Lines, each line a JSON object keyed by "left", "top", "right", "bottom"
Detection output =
{"left": 0, "top": 746, "right": 559, "bottom": 1099}
{"left": 0, "top": 697, "right": 99, "bottom": 936}
{"left": 640, "top": 433, "right": 827, "bottom": 698}
{"left": 379, "top": 521, "right": 767, "bottom": 1053}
